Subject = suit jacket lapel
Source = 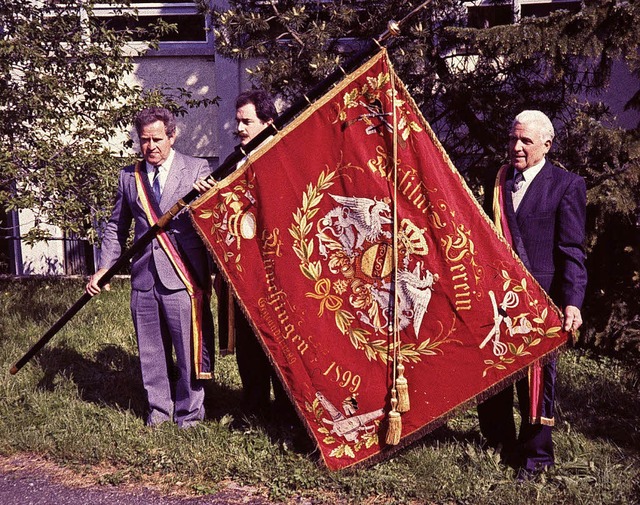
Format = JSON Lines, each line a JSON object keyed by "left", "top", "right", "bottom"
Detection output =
{"left": 503, "top": 167, "right": 533, "bottom": 271}
{"left": 515, "top": 160, "right": 553, "bottom": 220}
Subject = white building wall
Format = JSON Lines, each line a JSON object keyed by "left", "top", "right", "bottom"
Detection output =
{"left": 132, "top": 55, "right": 221, "bottom": 159}
{"left": 17, "top": 209, "right": 65, "bottom": 275}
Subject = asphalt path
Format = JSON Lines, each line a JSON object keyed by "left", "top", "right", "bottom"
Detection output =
{"left": 0, "top": 455, "right": 278, "bottom": 505}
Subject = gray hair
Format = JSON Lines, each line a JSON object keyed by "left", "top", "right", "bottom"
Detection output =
{"left": 134, "top": 107, "right": 177, "bottom": 138}
{"left": 513, "top": 110, "right": 554, "bottom": 143}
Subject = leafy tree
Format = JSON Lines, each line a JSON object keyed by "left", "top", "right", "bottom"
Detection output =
{"left": 0, "top": 0, "right": 217, "bottom": 245}
{"left": 211, "top": 0, "right": 640, "bottom": 355}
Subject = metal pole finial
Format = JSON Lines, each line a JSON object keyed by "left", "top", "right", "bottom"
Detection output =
{"left": 387, "top": 20, "right": 401, "bottom": 37}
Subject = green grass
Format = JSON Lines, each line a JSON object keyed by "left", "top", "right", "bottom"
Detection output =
{"left": 1, "top": 277, "right": 639, "bottom": 504}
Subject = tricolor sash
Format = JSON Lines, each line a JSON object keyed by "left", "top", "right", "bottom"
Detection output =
{"left": 134, "top": 162, "right": 212, "bottom": 379}
{"left": 493, "top": 164, "right": 552, "bottom": 426}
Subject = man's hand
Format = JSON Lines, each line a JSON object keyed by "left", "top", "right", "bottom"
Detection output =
{"left": 193, "top": 176, "right": 216, "bottom": 194}
{"left": 86, "top": 268, "right": 110, "bottom": 296}
{"left": 563, "top": 305, "right": 582, "bottom": 332}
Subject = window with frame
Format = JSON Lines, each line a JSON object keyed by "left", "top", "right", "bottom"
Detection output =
{"left": 520, "top": 0, "right": 581, "bottom": 18}
{"left": 247, "top": 0, "right": 384, "bottom": 41}
{"left": 92, "top": 1, "right": 214, "bottom": 56}
{"left": 466, "top": 0, "right": 581, "bottom": 29}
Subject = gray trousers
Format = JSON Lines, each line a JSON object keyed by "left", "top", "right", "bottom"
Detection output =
{"left": 131, "top": 284, "right": 205, "bottom": 427}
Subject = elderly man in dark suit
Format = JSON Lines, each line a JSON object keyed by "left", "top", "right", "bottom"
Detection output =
{"left": 87, "top": 107, "right": 214, "bottom": 428}
{"left": 478, "top": 110, "right": 587, "bottom": 476}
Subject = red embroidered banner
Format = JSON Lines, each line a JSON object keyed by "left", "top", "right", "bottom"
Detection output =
{"left": 190, "top": 50, "right": 568, "bottom": 470}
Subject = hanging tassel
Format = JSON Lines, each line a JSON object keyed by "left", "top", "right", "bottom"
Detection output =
{"left": 385, "top": 396, "right": 402, "bottom": 445}
{"left": 395, "top": 362, "right": 410, "bottom": 413}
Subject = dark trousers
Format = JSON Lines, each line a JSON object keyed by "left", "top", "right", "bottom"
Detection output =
{"left": 477, "top": 360, "right": 556, "bottom": 471}
{"left": 216, "top": 277, "right": 291, "bottom": 420}
{"left": 235, "top": 307, "right": 289, "bottom": 417}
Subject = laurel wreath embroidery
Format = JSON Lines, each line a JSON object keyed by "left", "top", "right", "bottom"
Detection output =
{"left": 289, "top": 166, "right": 454, "bottom": 364}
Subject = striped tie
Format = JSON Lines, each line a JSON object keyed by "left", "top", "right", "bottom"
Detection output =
{"left": 513, "top": 171, "right": 524, "bottom": 192}
{"left": 512, "top": 171, "right": 525, "bottom": 211}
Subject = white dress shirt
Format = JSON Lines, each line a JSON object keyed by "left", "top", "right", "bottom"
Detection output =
{"left": 513, "top": 157, "right": 545, "bottom": 211}
{"left": 146, "top": 149, "right": 175, "bottom": 195}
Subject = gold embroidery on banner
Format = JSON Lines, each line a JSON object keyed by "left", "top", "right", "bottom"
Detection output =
{"left": 481, "top": 267, "right": 562, "bottom": 377}
{"left": 259, "top": 239, "right": 310, "bottom": 358}
{"left": 335, "top": 70, "right": 423, "bottom": 149}
{"left": 306, "top": 392, "right": 382, "bottom": 460}
{"left": 322, "top": 361, "right": 362, "bottom": 393}
{"left": 289, "top": 166, "right": 457, "bottom": 364}
{"left": 368, "top": 148, "right": 432, "bottom": 215}
{"left": 196, "top": 175, "right": 256, "bottom": 272}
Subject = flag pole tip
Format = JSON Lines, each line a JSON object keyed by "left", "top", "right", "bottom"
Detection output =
{"left": 387, "top": 20, "right": 401, "bottom": 37}
{"left": 9, "top": 365, "right": 18, "bottom": 375}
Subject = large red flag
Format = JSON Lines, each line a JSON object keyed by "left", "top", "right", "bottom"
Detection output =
{"left": 190, "top": 50, "right": 567, "bottom": 470}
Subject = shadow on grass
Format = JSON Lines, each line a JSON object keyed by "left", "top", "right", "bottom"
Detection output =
{"left": 202, "top": 381, "right": 317, "bottom": 457}
{"left": 33, "top": 343, "right": 291, "bottom": 440}
{"left": 0, "top": 278, "right": 89, "bottom": 327}
{"left": 35, "top": 344, "right": 147, "bottom": 418}
{"left": 425, "top": 422, "right": 485, "bottom": 447}
{"left": 203, "top": 379, "right": 243, "bottom": 422}
{"left": 424, "top": 374, "right": 639, "bottom": 458}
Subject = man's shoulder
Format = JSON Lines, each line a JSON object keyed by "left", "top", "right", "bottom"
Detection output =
{"left": 173, "top": 150, "right": 208, "bottom": 168}
{"left": 122, "top": 162, "right": 139, "bottom": 173}
{"left": 544, "top": 160, "right": 584, "bottom": 185}
{"left": 118, "top": 163, "right": 140, "bottom": 181}
{"left": 545, "top": 159, "right": 574, "bottom": 175}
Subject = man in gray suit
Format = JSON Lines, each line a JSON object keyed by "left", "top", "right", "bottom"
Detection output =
{"left": 87, "top": 107, "right": 214, "bottom": 428}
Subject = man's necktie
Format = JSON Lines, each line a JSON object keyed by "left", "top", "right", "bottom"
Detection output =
{"left": 513, "top": 170, "right": 524, "bottom": 192}
{"left": 512, "top": 170, "right": 525, "bottom": 210}
{"left": 152, "top": 165, "right": 162, "bottom": 202}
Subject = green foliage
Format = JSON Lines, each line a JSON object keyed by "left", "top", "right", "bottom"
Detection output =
{"left": 1, "top": 278, "right": 639, "bottom": 503}
{"left": 212, "top": 0, "right": 640, "bottom": 358}
{"left": 0, "top": 0, "right": 218, "bottom": 244}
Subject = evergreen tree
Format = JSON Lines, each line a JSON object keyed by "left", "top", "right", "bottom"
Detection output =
{"left": 212, "top": 0, "right": 640, "bottom": 354}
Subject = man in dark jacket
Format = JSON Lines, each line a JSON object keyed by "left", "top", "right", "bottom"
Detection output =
{"left": 478, "top": 110, "right": 587, "bottom": 476}
{"left": 196, "top": 90, "right": 291, "bottom": 422}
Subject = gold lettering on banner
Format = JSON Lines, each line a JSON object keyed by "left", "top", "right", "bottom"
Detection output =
{"left": 445, "top": 234, "right": 474, "bottom": 312}
{"left": 398, "top": 167, "right": 428, "bottom": 212}
{"left": 367, "top": 145, "right": 390, "bottom": 178}
{"left": 262, "top": 228, "right": 282, "bottom": 257}
{"left": 323, "top": 361, "right": 362, "bottom": 393}
{"left": 257, "top": 298, "right": 297, "bottom": 365}
{"left": 443, "top": 224, "right": 473, "bottom": 263}
{"left": 258, "top": 229, "right": 310, "bottom": 357}
{"left": 367, "top": 147, "right": 429, "bottom": 213}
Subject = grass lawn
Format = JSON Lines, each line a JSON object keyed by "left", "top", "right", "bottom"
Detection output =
{"left": 1, "top": 277, "right": 638, "bottom": 504}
